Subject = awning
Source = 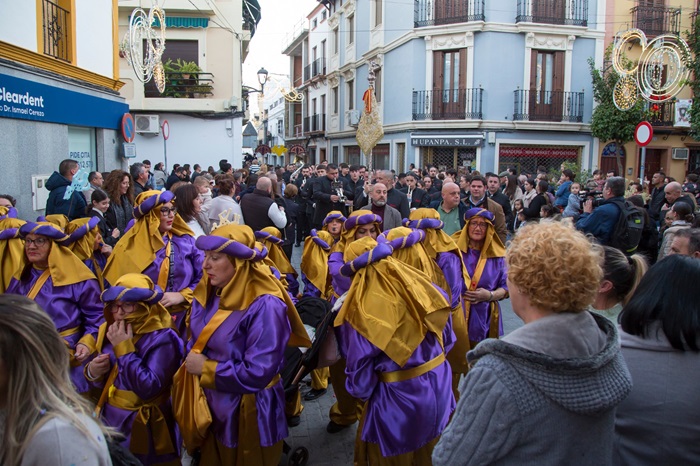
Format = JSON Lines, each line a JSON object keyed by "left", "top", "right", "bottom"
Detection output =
{"left": 243, "top": 0, "right": 261, "bottom": 34}
{"left": 150, "top": 16, "right": 209, "bottom": 28}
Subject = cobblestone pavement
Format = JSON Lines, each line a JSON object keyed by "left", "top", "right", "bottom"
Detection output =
{"left": 282, "top": 242, "right": 523, "bottom": 466}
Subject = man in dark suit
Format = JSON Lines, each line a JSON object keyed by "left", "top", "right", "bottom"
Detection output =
{"left": 398, "top": 172, "right": 429, "bottom": 211}
{"left": 294, "top": 165, "right": 312, "bottom": 246}
{"left": 486, "top": 172, "right": 513, "bottom": 227}
{"left": 354, "top": 170, "right": 410, "bottom": 219}
{"left": 311, "top": 163, "right": 351, "bottom": 229}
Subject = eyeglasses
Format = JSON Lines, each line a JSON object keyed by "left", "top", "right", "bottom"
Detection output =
{"left": 160, "top": 207, "right": 178, "bottom": 216}
{"left": 111, "top": 302, "right": 136, "bottom": 313}
{"left": 25, "top": 238, "right": 48, "bottom": 247}
{"left": 469, "top": 222, "right": 488, "bottom": 230}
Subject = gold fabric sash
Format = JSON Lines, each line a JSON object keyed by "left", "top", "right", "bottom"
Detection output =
{"left": 157, "top": 232, "right": 173, "bottom": 291}
{"left": 109, "top": 389, "right": 175, "bottom": 456}
{"left": 26, "top": 269, "right": 51, "bottom": 300}
{"left": 446, "top": 302, "right": 470, "bottom": 374}
{"left": 59, "top": 326, "right": 81, "bottom": 367}
{"left": 172, "top": 309, "right": 233, "bottom": 453}
{"left": 379, "top": 353, "right": 445, "bottom": 383}
{"left": 236, "top": 374, "right": 281, "bottom": 464}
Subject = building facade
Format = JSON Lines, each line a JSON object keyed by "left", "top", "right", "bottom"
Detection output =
{"left": 282, "top": 0, "right": 607, "bottom": 175}
{"left": 118, "top": 0, "right": 257, "bottom": 172}
{"left": 0, "top": 0, "right": 128, "bottom": 218}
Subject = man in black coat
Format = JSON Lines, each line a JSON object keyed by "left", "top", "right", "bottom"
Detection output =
{"left": 353, "top": 170, "right": 410, "bottom": 219}
{"left": 398, "top": 172, "right": 429, "bottom": 210}
{"left": 646, "top": 171, "right": 666, "bottom": 226}
{"left": 486, "top": 172, "right": 513, "bottom": 226}
{"left": 311, "top": 163, "right": 351, "bottom": 229}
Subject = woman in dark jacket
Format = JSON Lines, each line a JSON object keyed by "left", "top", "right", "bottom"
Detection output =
{"left": 88, "top": 188, "right": 119, "bottom": 247}
{"left": 103, "top": 170, "right": 134, "bottom": 241}
{"left": 282, "top": 184, "right": 299, "bottom": 259}
{"left": 522, "top": 180, "right": 550, "bottom": 220}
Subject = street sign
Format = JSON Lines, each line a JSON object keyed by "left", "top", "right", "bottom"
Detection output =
{"left": 634, "top": 121, "right": 653, "bottom": 147}
{"left": 161, "top": 119, "right": 170, "bottom": 140}
{"left": 121, "top": 113, "right": 135, "bottom": 143}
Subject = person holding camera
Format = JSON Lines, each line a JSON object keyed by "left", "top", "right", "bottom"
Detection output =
{"left": 312, "top": 163, "right": 351, "bottom": 230}
{"left": 576, "top": 176, "right": 626, "bottom": 245}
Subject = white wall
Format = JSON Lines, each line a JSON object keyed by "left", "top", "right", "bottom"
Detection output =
{"left": 0, "top": 1, "right": 38, "bottom": 51}
{"left": 75, "top": 0, "right": 115, "bottom": 77}
{"left": 130, "top": 114, "right": 243, "bottom": 171}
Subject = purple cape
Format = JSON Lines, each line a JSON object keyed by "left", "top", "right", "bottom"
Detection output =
{"left": 461, "top": 249, "right": 508, "bottom": 342}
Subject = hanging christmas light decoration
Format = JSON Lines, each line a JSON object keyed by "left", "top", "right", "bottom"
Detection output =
{"left": 611, "top": 28, "right": 690, "bottom": 110}
{"left": 120, "top": 1, "right": 167, "bottom": 93}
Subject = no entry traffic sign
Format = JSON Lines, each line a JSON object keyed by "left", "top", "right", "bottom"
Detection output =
{"left": 634, "top": 121, "right": 653, "bottom": 147}
{"left": 162, "top": 119, "right": 170, "bottom": 140}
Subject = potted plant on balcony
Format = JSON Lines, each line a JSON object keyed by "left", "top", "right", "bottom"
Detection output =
{"left": 163, "top": 59, "right": 202, "bottom": 97}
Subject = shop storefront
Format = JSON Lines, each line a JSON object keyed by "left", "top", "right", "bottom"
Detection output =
{"left": 410, "top": 133, "right": 482, "bottom": 170}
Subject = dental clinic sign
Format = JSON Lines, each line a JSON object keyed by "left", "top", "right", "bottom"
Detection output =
{"left": 0, "top": 73, "right": 128, "bottom": 129}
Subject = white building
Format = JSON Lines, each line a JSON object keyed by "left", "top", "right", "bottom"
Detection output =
{"left": 0, "top": 0, "right": 127, "bottom": 218}
{"left": 118, "top": 0, "right": 257, "bottom": 172}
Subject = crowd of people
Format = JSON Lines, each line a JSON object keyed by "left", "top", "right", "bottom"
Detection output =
{"left": 0, "top": 156, "right": 699, "bottom": 466}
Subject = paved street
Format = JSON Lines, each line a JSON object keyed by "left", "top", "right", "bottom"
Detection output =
{"left": 284, "top": 243, "right": 522, "bottom": 466}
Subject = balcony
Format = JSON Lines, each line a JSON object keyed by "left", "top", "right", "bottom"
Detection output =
{"left": 646, "top": 100, "right": 675, "bottom": 127}
{"left": 414, "top": 0, "right": 484, "bottom": 27}
{"left": 145, "top": 72, "right": 214, "bottom": 98}
{"left": 303, "top": 58, "right": 327, "bottom": 82}
{"left": 42, "top": 0, "right": 71, "bottom": 62}
{"left": 516, "top": 0, "right": 588, "bottom": 27}
{"left": 631, "top": 5, "right": 681, "bottom": 37}
{"left": 412, "top": 88, "right": 483, "bottom": 120}
{"left": 513, "top": 90, "right": 584, "bottom": 123}
{"left": 303, "top": 114, "right": 326, "bottom": 134}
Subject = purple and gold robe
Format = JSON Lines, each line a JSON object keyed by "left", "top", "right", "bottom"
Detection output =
{"left": 461, "top": 249, "right": 508, "bottom": 343}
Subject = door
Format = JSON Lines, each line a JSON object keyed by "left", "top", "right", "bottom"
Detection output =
{"left": 433, "top": 49, "right": 466, "bottom": 120}
{"left": 529, "top": 50, "right": 564, "bottom": 121}
{"left": 639, "top": 148, "right": 663, "bottom": 180}
{"left": 435, "top": 0, "right": 468, "bottom": 24}
{"left": 532, "top": 0, "right": 566, "bottom": 24}
{"left": 637, "top": 0, "right": 666, "bottom": 36}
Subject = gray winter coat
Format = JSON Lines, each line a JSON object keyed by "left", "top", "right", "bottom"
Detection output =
{"left": 433, "top": 311, "right": 632, "bottom": 466}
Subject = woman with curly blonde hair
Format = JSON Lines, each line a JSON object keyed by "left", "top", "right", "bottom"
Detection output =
{"left": 433, "top": 221, "right": 633, "bottom": 466}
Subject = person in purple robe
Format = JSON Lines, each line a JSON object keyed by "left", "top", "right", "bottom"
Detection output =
{"left": 453, "top": 208, "right": 509, "bottom": 347}
{"left": 335, "top": 236, "right": 455, "bottom": 464}
{"left": 5, "top": 221, "right": 104, "bottom": 394}
{"left": 104, "top": 190, "right": 203, "bottom": 340}
{"left": 325, "top": 210, "right": 382, "bottom": 433}
{"left": 406, "top": 208, "right": 471, "bottom": 398}
{"left": 0, "top": 206, "right": 25, "bottom": 293}
{"left": 85, "top": 273, "right": 183, "bottom": 465}
{"left": 180, "top": 224, "right": 310, "bottom": 465}
{"left": 63, "top": 217, "right": 111, "bottom": 292}
{"left": 254, "top": 226, "right": 300, "bottom": 297}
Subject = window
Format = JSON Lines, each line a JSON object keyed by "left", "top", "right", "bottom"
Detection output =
{"left": 322, "top": 10, "right": 327, "bottom": 21}
{"left": 333, "top": 28, "right": 339, "bottom": 54}
{"left": 145, "top": 39, "right": 199, "bottom": 97}
{"left": 432, "top": 49, "right": 467, "bottom": 119}
{"left": 374, "top": 0, "right": 383, "bottom": 27}
{"left": 348, "top": 80, "right": 355, "bottom": 110}
{"left": 277, "top": 120, "right": 283, "bottom": 134}
{"left": 332, "top": 87, "right": 339, "bottom": 114}
{"left": 374, "top": 68, "right": 382, "bottom": 103}
{"left": 321, "top": 94, "right": 326, "bottom": 117}
{"left": 41, "top": 0, "right": 73, "bottom": 62}
{"left": 528, "top": 50, "right": 564, "bottom": 121}
{"left": 332, "top": 146, "right": 339, "bottom": 164}
{"left": 348, "top": 15, "right": 355, "bottom": 45}
{"left": 312, "top": 18, "right": 318, "bottom": 29}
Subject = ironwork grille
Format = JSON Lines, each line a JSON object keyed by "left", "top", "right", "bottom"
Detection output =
{"left": 42, "top": 0, "right": 71, "bottom": 62}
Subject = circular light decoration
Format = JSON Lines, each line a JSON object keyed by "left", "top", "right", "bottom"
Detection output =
{"left": 120, "top": 1, "right": 166, "bottom": 93}
{"left": 613, "top": 75, "right": 639, "bottom": 111}
{"left": 611, "top": 28, "right": 691, "bottom": 110}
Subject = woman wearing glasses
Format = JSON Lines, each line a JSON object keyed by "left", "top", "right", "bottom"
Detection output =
{"left": 104, "top": 191, "right": 203, "bottom": 340}
{"left": 453, "top": 208, "right": 508, "bottom": 348}
{"left": 5, "top": 221, "right": 104, "bottom": 394}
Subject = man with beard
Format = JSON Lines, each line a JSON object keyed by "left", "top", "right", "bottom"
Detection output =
{"left": 363, "top": 183, "right": 402, "bottom": 231}
{"left": 354, "top": 170, "right": 409, "bottom": 219}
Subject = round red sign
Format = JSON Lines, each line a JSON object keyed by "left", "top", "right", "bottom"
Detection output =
{"left": 162, "top": 120, "right": 170, "bottom": 140}
{"left": 634, "top": 121, "right": 653, "bottom": 147}
{"left": 121, "top": 113, "right": 135, "bottom": 143}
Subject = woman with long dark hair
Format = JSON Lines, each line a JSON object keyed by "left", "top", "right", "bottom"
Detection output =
{"left": 103, "top": 170, "right": 134, "bottom": 242}
{"left": 174, "top": 184, "right": 209, "bottom": 237}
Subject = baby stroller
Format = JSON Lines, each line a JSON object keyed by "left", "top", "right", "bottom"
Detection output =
{"left": 280, "top": 296, "right": 342, "bottom": 466}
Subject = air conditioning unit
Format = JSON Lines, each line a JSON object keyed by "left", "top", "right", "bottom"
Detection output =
{"left": 672, "top": 147, "right": 689, "bottom": 160}
{"left": 135, "top": 114, "right": 160, "bottom": 134}
{"left": 347, "top": 109, "right": 361, "bottom": 127}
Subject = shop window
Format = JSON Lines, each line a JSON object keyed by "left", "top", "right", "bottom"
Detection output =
{"left": 68, "top": 127, "right": 97, "bottom": 173}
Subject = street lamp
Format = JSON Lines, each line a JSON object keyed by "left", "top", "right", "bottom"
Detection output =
{"left": 257, "top": 67, "right": 269, "bottom": 88}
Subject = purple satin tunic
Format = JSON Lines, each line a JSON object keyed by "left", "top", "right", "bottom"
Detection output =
{"left": 461, "top": 249, "right": 508, "bottom": 342}
{"left": 340, "top": 317, "right": 456, "bottom": 457}
{"left": 141, "top": 234, "right": 203, "bottom": 335}
{"left": 91, "top": 328, "right": 184, "bottom": 464}
{"left": 436, "top": 251, "right": 467, "bottom": 309}
{"left": 328, "top": 251, "right": 351, "bottom": 296}
{"left": 286, "top": 273, "right": 300, "bottom": 297}
{"left": 6, "top": 269, "right": 104, "bottom": 393}
{"left": 300, "top": 273, "right": 322, "bottom": 299}
{"left": 188, "top": 294, "right": 292, "bottom": 448}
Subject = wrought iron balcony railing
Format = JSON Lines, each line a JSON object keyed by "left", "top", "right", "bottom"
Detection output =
{"left": 414, "top": 0, "right": 485, "bottom": 27}
{"left": 303, "top": 114, "right": 326, "bottom": 133}
{"left": 412, "top": 88, "right": 483, "bottom": 120}
{"left": 42, "top": 0, "right": 71, "bottom": 62}
{"left": 513, "top": 90, "right": 584, "bottom": 123}
{"left": 304, "top": 58, "right": 327, "bottom": 82}
{"left": 516, "top": 0, "right": 588, "bottom": 27}
{"left": 145, "top": 72, "right": 214, "bottom": 98}
{"left": 646, "top": 100, "right": 675, "bottom": 127}
{"left": 631, "top": 5, "right": 681, "bottom": 36}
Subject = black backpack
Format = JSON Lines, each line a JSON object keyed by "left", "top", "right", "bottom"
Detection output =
{"left": 608, "top": 199, "right": 645, "bottom": 255}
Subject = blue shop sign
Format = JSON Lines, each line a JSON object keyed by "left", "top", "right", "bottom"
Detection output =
{"left": 0, "top": 73, "right": 128, "bottom": 129}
